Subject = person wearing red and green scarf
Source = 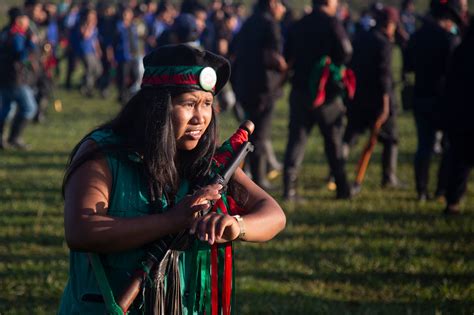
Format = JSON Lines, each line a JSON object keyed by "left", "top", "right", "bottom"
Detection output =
{"left": 283, "top": 0, "right": 353, "bottom": 201}
{"left": 58, "top": 44, "right": 286, "bottom": 314}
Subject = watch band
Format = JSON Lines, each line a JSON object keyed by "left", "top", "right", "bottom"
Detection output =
{"left": 232, "top": 215, "right": 246, "bottom": 240}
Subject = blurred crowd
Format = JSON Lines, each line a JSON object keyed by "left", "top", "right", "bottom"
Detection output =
{"left": 0, "top": 0, "right": 472, "bottom": 214}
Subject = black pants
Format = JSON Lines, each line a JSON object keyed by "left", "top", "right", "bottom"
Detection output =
{"left": 283, "top": 88, "right": 350, "bottom": 197}
{"left": 343, "top": 108, "right": 398, "bottom": 184}
{"left": 242, "top": 94, "right": 275, "bottom": 187}
{"left": 445, "top": 132, "right": 474, "bottom": 205}
{"left": 413, "top": 100, "right": 450, "bottom": 196}
{"left": 65, "top": 49, "right": 77, "bottom": 89}
{"left": 116, "top": 60, "right": 139, "bottom": 104}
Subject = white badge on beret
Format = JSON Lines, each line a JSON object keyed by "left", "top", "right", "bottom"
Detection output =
{"left": 199, "top": 67, "right": 217, "bottom": 91}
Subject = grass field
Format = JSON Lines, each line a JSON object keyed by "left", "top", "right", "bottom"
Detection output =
{"left": 1, "top": 72, "right": 474, "bottom": 314}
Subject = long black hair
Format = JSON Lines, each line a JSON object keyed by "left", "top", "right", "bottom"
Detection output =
{"left": 62, "top": 87, "right": 218, "bottom": 204}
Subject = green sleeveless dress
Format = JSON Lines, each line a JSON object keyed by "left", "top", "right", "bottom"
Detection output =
{"left": 58, "top": 129, "right": 196, "bottom": 315}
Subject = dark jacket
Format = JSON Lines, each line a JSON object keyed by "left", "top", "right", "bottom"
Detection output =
{"left": 349, "top": 28, "right": 394, "bottom": 115}
{"left": 444, "top": 19, "right": 474, "bottom": 134}
{"left": 284, "top": 9, "right": 352, "bottom": 94}
{"left": 0, "top": 25, "right": 36, "bottom": 87}
{"left": 231, "top": 9, "right": 284, "bottom": 105}
{"left": 404, "top": 18, "right": 460, "bottom": 108}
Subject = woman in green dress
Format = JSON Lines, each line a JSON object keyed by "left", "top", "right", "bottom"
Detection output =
{"left": 58, "top": 44, "right": 286, "bottom": 314}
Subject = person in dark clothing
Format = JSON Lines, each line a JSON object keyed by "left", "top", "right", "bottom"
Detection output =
{"left": 213, "top": 12, "right": 239, "bottom": 115}
{"left": 343, "top": 6, "right": 402, "bottom": 190}
{"left": 282, "top": 0, "right": 353, "bottom": 200}
{"left": 232, "top": 0, "right": 287, "bottom": 190}
{"left": 64, "top": 3, "right": 80, "bottom": 90}
{"left": 97, "top": 3, "right": 117, "bottom": 98}
{"left": 442, "top": 17, "right": 474, "bottom": 214}
{"left": 0, "top": 8, "right": 38, "bottom": 150}
{"left": 404, "top": 0, "right": 463, "bottom": 201}
{"left": 113, "top": 7, "right": 139, "bottom": 104}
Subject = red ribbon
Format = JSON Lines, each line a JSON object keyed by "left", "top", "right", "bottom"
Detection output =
{"left": 222, "top": 244, "right": 232, "bottom": 315}
{"left": 209, "top": 197, "right": 236, "bottom": 315}
{"left": 313, "top": 57, "right": 331, "bottom": 108}
{"left": 141, "top": 74, "right": 199, "bottom": 86}
{"left": 342, "top": 68, "right": 356, "bottom": 100}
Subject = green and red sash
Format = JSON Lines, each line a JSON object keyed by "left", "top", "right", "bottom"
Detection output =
{"left": 309, "top": 56, "right": 356, "bottom": 107}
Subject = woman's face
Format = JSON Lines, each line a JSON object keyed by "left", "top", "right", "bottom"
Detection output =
{"left": 171, "top": 90, "right": 214, "bottom": 151}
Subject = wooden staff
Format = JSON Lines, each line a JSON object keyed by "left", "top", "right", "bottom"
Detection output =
{"left": 354, "top": 125, "right": 380, "bottom": 186}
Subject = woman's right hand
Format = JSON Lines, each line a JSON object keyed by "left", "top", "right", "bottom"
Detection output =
{"left": 168, "top": 184, "right": 223, "bottom": 230}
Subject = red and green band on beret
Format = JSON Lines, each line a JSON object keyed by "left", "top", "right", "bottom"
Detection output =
{"left": 141, "top": 65, "right": 217, "bottom": 92}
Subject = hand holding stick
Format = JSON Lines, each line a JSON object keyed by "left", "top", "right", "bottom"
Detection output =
{"left": 116, "top": 120, "right": 255, "bottom": 313}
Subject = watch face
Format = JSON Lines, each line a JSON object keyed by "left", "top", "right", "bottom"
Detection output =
{"left": 199, "top": 67, "right": 217, "bottom": 91}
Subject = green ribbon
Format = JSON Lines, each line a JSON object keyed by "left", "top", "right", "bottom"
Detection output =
{"left": 143, "top": 66, "right": 204, "bottom": 76}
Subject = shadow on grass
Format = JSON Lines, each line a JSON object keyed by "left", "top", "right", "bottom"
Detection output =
{"left": 0, "top": 295, "right": 63, "bottom": 314}
{"left": 240, "top": 267, "right": 474, "bottom": 288}
{"left": 2, "top": 162, "right": 67, "bottom": 171}
{"left": 235, "top": 290, "right": 474, "bottom": 314}
{"left": 0, "top": 150, "right": 70, "bottom": 158}
{"left": 0, "top": 232, "right": 64, "bottom": 247}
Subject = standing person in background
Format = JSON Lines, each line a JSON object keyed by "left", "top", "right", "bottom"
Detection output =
{"left": 142, "top": 0, "right": 157, "bottom": 28}
{"left": 343, "top": 6, "right": 402, "bottom": 192}
{"left": 34, "top": 2, "right": 60, "bottom": 123}
{"left": 404, "top": 0, "right": 463, "bottom": 202}
{"left": 24, "top": 0, "right": 48, "bottom": 123}
{"left": 283, "top": 0, "right": 353, "bottom": 201}
{"left": 78, "top": 8, "right": 102, "bottom": 98}
{"left": 232, "top": 0, "right": 287, "bottom": 190}
{"left": 399, "top": 0, "right": 417, "bottom": 113}
{"left": 459, "top": 0, "right": 470, "bottom": 30}
{"left": 157, "top": 13, "right": 202, "bottom": 48}
{"left": 400, "top": 0, "right": 417, "bottom": 36}
{"left": 191, "top": 2, "right": 209, "bottom": 48}
{"left": 97, "top": 2, "right": 117, "bottom": 99}
{"left": 442, "top": 17, "right": 474, "bottom": 214}
{"left": 113, "top": 7, "right": 139, "bottom": 105}
{"left": 145, "top": 0, "right": 175, "bottom": 53}
{"left": 336, "top": 1, "right": 355, "bottom": 39}
{"left": 213, "top": 12, "right": 238, "bottom": 115}
{"left": 0, "top": 8, "right": 38, "bottom": 150}
{"left": 64, "top": 2, "right": 80, "bottom": 90}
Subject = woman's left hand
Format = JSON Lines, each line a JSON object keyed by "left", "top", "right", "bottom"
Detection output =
{"left": 189, "top": 212, "right": 240, "bottom": 245}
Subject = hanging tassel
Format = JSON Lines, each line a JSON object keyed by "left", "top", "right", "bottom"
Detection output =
{"left": 147, "top": 249, "right": 171, "bottom": 315}
{"left": 165, "top": 251, "right": 183, "bottom": 315}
